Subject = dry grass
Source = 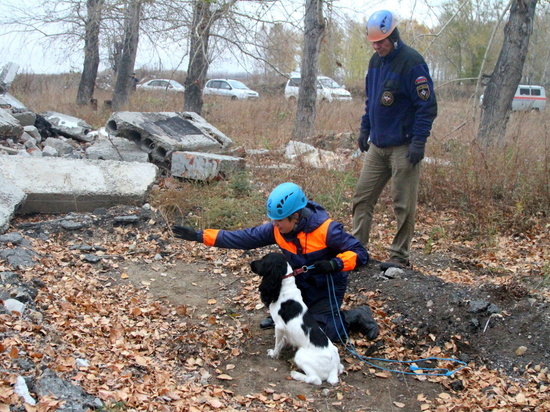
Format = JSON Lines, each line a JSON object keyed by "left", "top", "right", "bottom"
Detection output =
{"left": 9, "top": 75, "right": 550, "bottom": 239}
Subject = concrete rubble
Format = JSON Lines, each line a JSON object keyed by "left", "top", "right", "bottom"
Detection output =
{"left": 171, "top": 151, "right": 246, "bottom": 180}
{"left": 41, "top": 111, "right": 94, "bottom": 142}
{"left": 105, "top": 111, "right": 233, "bottom": 169}
{"left": 86, "top": 128, "right": 149, "bottom": 162}
{"left": 0, "top": 177, "right": 26, "bottom": 233}
{"left": 0, "top": 63, "right": 246, "bottom": 232}
{"left": 285, "top": 140, "right": 348, "bottom": 171}
{"left": 0, "top": 156, "right": 159, "bottom": 214}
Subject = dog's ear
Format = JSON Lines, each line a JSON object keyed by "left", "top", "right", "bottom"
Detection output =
{"left": 250, "top": 260, "right": 261, "bottom": 275}
{"left": 258, "top": 253, "right": 288, "bottom": 306}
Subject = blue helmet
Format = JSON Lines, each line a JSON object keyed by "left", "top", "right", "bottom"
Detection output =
{"left": 366, "top": 10, "right": 398, "bottom": 42}
{"left": 266, "top": 182, "right": 308, "bottom": 220}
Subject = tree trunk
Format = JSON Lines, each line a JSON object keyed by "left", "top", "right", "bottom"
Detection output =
{"left": 112, "top": 0, "right": 142, "bottom": 111}
{"left": 293, "top": 0, "right": 325, "bottom": 141}
{"left": 183, "top": 0, "right": 212, "bottom": 115}
{"left": 76, "top": 0, "right": 103, "bottom": 106}
{"left": 183, "top": 0, "right": 237, "bottom": 114}
{"left": 477, "top": 0, "right": 538, "bottom": 147}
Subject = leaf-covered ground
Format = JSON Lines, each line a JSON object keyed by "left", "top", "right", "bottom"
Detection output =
{"left": 1, "top": 191, "right": 549, "bottom": 411}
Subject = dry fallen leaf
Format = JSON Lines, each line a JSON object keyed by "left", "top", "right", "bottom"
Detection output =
{"left": 393, "top": 401, "right": 405, "bottom": 408}
{"left": 216, "top": 374, "right": 233, "bottom": 380}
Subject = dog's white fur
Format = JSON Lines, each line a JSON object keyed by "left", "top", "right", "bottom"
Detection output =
{"left": 251, "top": 253, "right": 344, "bottom": 385}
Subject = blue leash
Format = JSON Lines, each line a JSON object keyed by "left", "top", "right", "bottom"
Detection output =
{"left": 325, "top": 274, "right": 467, "bottom": 377}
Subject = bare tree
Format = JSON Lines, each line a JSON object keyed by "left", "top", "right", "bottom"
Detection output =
{"left": 477, "top": 0, "right": 539, "bottom": 147}
{"left": 293, "top": 0, "right": 325, "bottom": 141}
{"left": 76, "top": 0, "right": 104, "bottom": 105}
{"left": 112, "top": 0, "right": 142, "bottom": 111}
{"left": 183, "top": 0, "right": 243, "bottom": 115}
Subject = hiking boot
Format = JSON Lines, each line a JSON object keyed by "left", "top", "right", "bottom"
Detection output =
{"left": 379, "top": 258, "right": 410, "bottom": 271}
{"left": 259, "top": 315, "right": 275, "bottom": 330}
{"left": 343, "top": 306, "right": 379, "bottom": 340}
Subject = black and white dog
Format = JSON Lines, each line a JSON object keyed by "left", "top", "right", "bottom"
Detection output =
{"left": 250, "top": 253, "right": 344, "bottom": 385}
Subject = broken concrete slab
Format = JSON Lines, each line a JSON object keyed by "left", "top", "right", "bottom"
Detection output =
{"left": 0, "top": 92, "right": 27, "bottom": 111}
{"left": 171, "top": 151, "right": 246, "bottom": 181}
{"left": 0, "top": 156, "right": 158, "bottom": 214}
{"left": 85, "top": 128, "right": 148, "bottom": 162}
{"left": 0, "top": 62, "right": 19, "bottom": 92}
{"left": 285, "top": 140, "right": 347, "bottom": 171}
{"left": 41, "top": 111, "right": 94, "bottom": 143}
{"left": 0, "top": 109, "right": 23, "bottom": 141}
{"left": 105, "top": 112, "right": 233, "bottom": 169}
{"left": 12, "top": 111, "right": 36, "bottom": 127}
{"left": 44, "top": 137, "right": 77, "bottom": 156}
{"left": 0, "top": 177, "right": 27, "bottom": 234}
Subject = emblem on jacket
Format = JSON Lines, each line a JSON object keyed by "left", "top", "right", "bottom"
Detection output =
{"left": 416, "top": 84, "right": 430, "bottom": 100}
{"left": 381, "top": 91, "right": 394, "bottom": 106}
{"left": 415, "top": 76, "right": 428, "bottom": 84}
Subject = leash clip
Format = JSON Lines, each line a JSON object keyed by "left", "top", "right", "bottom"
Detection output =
{"left": 301, "top": 265, "right": 309, "bottom": 273}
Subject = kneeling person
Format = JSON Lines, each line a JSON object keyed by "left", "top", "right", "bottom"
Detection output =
{"left": 172, "top": 182, "right": 379, "bottom": 341}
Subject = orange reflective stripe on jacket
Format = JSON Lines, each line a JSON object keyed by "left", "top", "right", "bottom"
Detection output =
{"left": 203, "top": 229, "right": 220, "bottom": 247}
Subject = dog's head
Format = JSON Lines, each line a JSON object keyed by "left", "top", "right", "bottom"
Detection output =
{"left": 250, "top": 252, "right": 288, "bottom": 277}
{"left": 250, "top": 253, "right": 290, "bottom": 306}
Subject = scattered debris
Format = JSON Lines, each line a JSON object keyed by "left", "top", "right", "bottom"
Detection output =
{"left": 285, "top": 140, "right": 348, "bottom": 171}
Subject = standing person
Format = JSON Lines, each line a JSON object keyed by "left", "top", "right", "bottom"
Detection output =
{"left": 172, "top": 182, "right": 379, "bottom": 342}
{"left": 130, "top": 73, "right": 139, "bottom": 90}
{"left": 352, "top": 10, "right": 438, "bottom": 269}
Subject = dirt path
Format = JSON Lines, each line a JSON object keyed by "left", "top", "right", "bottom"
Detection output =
{"left": 123, "top": 247, "right": 549, "bottom": 411}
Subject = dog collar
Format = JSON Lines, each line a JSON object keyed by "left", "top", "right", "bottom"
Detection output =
{"left": 284, "top": 265, "right": 315, "bottom": 278}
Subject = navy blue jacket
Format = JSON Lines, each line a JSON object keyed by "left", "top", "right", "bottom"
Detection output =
{"left": 199, "top": 201, "right": 368, "bottom": 275}
{"left": 361, "top": 40, "right": 437, "bottom": 147}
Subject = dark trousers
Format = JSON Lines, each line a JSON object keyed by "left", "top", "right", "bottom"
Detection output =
{"left": 297, "top": 272, "right": 348, "bottom": 341}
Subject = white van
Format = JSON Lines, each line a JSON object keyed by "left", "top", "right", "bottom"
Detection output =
{"left": 285, "top": 74, "right": 352, "bottom": 102}
{"left": 512, "top": 85, "right": 546, "bottom": 111}
{"left": 481, "top": 85, "right": 546, "bottom": 111}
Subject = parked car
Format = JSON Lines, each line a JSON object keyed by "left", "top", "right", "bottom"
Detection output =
{"left": 137, "top": 79, "right": 185, "bottom": 93}
{"left": 480, "top": 85, "right": 546, "bottom": 111}
{"left": 203, "top": 79, "right": 259, "bottom": 100}
{"left": 285, "top": 74, "right": 352, "bottom": 102}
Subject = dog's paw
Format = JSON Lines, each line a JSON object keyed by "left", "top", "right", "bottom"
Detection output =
{"left": 327, "top": 376, "right": 340, "bottom": 385}
{"left": 267, "top": 349, "right": 278, "bottom": 358}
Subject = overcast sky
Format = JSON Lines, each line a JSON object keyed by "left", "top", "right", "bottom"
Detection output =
{"left": 0, "top": 0, "right": 441, "bottom": 75}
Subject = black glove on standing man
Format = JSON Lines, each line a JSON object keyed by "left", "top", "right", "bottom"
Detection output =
{"left": 407, "top": 141, "right": 425, "bottom": 165}
{"left": 172, "top": 225, "right": 199, "bottom": 241}
{"left": 358, "top": 130, "right": 370, "bottom": 153}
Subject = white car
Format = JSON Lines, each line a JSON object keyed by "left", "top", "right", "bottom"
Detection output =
{"left": 203, "top": 79, "right": 259, "bottom": 100}
{"left": 285, "top": 74, "right": 352, "bottom": 102}
{"left": 137, "top": 79, "right": 185, "bottom": 93}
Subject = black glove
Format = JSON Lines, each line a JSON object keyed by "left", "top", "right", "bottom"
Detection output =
{"left": 407, "top": 140, "right": 425, "bottom": 165}
{"left": 172, "top": 225, "right": 199, "bottom": 241}
{"left": 314, "top": 260, "right": 338, "bottom": 274}
{"left": 358, "top": 130, "right": 370, "bottom": 152}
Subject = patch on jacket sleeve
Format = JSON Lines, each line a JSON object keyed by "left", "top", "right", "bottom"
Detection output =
{"left": 380, "top": 91, "right": 394, "bottom": 106}
{"left": 416, "top": 84, "right": 430, "bottom": 100}
{"left": 415, "top": 76, "right": 428, "bottom": 84}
